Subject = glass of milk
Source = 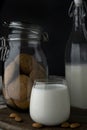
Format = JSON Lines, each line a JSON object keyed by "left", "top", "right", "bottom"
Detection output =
{"left": 30, "top": 76, "right": 70, "bottom": 126}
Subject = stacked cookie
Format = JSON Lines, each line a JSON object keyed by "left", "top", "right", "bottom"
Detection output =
{"left": 3, "top": 53, "right": 47, "bottom": 110}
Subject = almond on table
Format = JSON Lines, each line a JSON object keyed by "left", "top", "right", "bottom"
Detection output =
{"left": 15, "top": 115, "right": 23, "bottom": 122}
{"left": 70, "top": 123, "right": 80, "bottom": 128}
{"left": 32, "top": 122, "right": 43, "bottom": 128}
{"left": 9, "top": 112, "right": 23, "bottom": 122}
{"left": 9, "top": 113, "right": 18, "bottom": 118}
{"left": 61, "top": 122, "right": 70, "bottom": 128}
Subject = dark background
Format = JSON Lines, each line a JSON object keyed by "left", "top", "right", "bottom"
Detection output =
{"left": 0, "top": 0, "right": 87, "bottom": 76}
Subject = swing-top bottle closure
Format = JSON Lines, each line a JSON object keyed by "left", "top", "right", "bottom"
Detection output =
{"left": 68, "top": 0, "right": 87, "bottom": 18}
{"left": 74, "top": 0, "right": 82, "bottom": 6}
{"left": 0, "top": 21, "right": 49, "bottom": 62}
{"left": 2, "top": 21, "right": 49, "bottom": 43}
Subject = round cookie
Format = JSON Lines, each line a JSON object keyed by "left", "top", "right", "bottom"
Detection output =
{"left": 7, "top": 75, "right": 33, "bottom": 101}
{"left": 14, "top": 99, "right": 29, "bottom": 110}
{"left": 15, "top": 54, "right": 33, "bottom": 75}
{"left": 30, "top": 63, "right": 47, "bottom": 82}
{"left": 6, "top": 99, "right": 17, "bottom": 108}
{"left": 4, "top": 61, "right": 19, "bottom": 86}
{"left": 3, "top": 88, "right": 16, "bottom": 108}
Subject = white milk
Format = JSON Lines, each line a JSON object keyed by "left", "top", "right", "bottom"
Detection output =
{"left": 30, "top": 84, "right": 70, "bottom": 125}
{"left": 66, "top": 64, "right": 87, "bottom": 108}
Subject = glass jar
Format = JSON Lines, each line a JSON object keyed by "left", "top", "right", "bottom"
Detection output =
{"left": 1, "top": 21, "right": 48, "bottom": 111}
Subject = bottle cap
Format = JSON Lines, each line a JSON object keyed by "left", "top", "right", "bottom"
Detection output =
{"left": 74, "top": 0, "right": 82, "bottom": 6}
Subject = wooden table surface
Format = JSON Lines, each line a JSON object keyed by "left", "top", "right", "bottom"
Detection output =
{"left": 0, "top": 106, "right": 87, "bottom": 130}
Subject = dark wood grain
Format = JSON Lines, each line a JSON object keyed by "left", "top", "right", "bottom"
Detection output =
{"left": 0, "top": 107, "right": 87, "bottom": 130}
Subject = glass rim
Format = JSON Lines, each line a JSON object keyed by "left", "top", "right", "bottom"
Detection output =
{"left": 33, "top": 75, "right": 67, "bottom": 85}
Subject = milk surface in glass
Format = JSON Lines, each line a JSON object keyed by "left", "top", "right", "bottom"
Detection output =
{"left": 30, "top": 80, "right": 70, "bottom": 126}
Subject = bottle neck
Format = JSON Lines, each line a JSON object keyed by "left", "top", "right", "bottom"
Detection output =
{"left": 73, "top": 5, "right": 85, "bottom": 31}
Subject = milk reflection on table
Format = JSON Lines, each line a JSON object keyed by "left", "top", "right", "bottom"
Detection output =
{"left": 30, "top": 78, "right": 70, "bottom": 126}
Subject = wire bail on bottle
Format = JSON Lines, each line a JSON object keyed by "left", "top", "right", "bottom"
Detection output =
{"left": 0, "top": 37, "right": 10, "bottom": 62}
{"left": 68, "top": 0, "right": 87, "bottom": 18}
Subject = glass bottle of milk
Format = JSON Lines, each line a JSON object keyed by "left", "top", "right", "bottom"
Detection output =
{"left": 65, "top": 0, "right": 87, "bottom": 109}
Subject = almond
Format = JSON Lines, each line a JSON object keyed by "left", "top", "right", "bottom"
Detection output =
{"left": 9, "top": 113, "right": 17, "bottom": 118}
{"left": 15, "top": 115, "right": 22, "bottom": 122}
{"left": 61, "top": 122, "right": 70, "bottom": 128}
{"left": 70, "top": 123, "right": 80, "bottom": 128}
{"left": 32, "top": 122, "right": 43, "bottom": 128}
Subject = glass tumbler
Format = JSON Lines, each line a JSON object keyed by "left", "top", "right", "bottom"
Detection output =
{"left": 30, "top": 77, "right": 70, "bottom": 126}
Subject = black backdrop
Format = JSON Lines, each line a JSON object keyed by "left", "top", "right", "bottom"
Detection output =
{"left": 0, "top": 0, "right": 87, "bottom": 76}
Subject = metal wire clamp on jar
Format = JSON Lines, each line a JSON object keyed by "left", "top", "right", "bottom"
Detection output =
{"left": 1, "top": 21, "right": 48, "bottom": 111}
